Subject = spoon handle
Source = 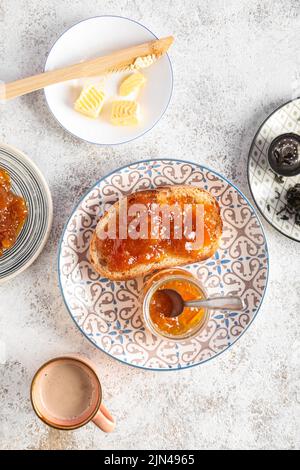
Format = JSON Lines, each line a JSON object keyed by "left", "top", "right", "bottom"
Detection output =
{"left": 184, "top": 296, "right": 245, "bottom": 311}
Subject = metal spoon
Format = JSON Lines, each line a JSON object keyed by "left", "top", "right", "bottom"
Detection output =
{"left": 161, "top": 289, "right": 245, "bottom": 318}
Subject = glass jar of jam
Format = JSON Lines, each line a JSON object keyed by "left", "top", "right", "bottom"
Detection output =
{"left": 142, "top": 268, "right": 209, "bottom": 341}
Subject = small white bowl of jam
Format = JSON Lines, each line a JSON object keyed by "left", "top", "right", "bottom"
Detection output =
{"left": 142, "top": 268, "right": 209, "bottom": 341}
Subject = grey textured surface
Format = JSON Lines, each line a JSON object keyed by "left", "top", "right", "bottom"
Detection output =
{"left": 0, "top": 0, "right": 299, "bottom": 450}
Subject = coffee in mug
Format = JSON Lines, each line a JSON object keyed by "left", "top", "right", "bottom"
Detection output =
{"left": 31, "top": 356, "right": 115, "bottom": 432}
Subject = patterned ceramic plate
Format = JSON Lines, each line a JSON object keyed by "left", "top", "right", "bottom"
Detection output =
{"left": 248, "top": 98, "right": 300, "bottom": 242}
{"left": 0, "top": 143, "right": 53, "bottom": 284}
{"left": 59, "top": 159, "right": 269, "bottom": 370}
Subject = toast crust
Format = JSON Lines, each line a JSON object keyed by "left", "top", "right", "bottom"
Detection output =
{"left": 90, "top": 185, "right": 223, "bottom": 280}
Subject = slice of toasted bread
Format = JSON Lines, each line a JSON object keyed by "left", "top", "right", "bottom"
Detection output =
{"left": 90, "top": 185, "right": 222, "bottom": 281}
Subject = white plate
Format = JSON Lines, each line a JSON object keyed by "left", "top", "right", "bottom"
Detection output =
{"left": 58, "top": 159, "right": 269, "bottom": 371}
{"left": 44, "top": 16, "right": 173, "bottom": 145}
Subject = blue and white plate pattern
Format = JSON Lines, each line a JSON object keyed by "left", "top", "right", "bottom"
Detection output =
{"left": 0, "top": 143, "right": 53, "bottom": 283}
{"left": 59, "top": 159, "right": 269, "bottom": 370}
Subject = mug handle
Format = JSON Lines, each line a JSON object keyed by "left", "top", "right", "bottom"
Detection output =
{"left": 92, "top": 403, "right": 116, "bottom": 433}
